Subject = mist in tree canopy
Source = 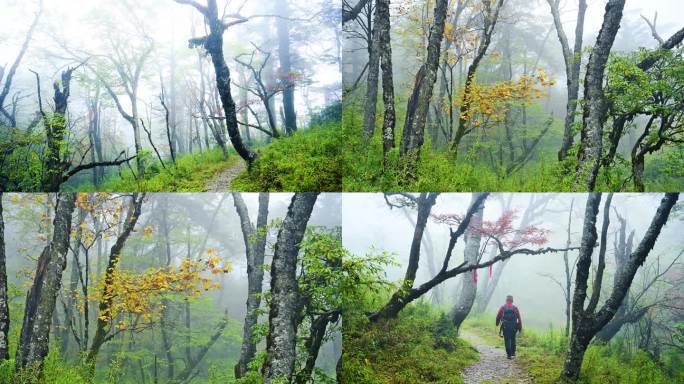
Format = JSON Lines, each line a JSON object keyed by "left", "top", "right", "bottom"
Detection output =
{"left": 342, "top": 0, "right": 684, "bottom": 192}
{"left": 0, "top": 0, "right": 343, "bottom": 192}
{"left": 0, "top": 192, "right": 342, "bottom": 383}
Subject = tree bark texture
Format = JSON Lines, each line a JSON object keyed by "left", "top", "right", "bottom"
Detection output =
{"left": 399, "top": 0, "right": 449, "bottom": 169}
{"left": 176, "top": 0, "right": 258, "bottom": 164}
{"left": 548, "top": 0, "right": 587, "bottom": 161}
{"left": 16, "top": 192, "right": 76, "bottom": 375}
{"left": 262, "top": 193, "right": 319, "bottom": 383}
{"left": 562, "top": 192, "right": 678, "bottom": 380}
{"left": 574, "top": 0, "right": 625, "bottom": 191}
{"left": 233, "top": 192, "right": 270, "bottom": 378}
{"left": 377, "top": 0, "right": 395, "bottom": 167}
{"left": 451, "top": 193, "right": 485, "bottom": 329}
{"left": 362, "top": 1, "right": 381, "bottom": 140}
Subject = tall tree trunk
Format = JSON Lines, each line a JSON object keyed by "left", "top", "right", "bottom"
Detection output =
{"left": 563, "top": 199, "right": 575, "bottom": 337}
{"left": 262, "top": 193, "right": 319, "bottom": 383}
{"left": 176, "top": 0, "right": 258, "bottom": 164}
{"left": 377, "top": 0, "right": 395, "bottom": 168}
{"left": 16, "top": 192, "right": 76, "bottom": 377}
{"left": 86, "top": 193, "right": 145, "bottom": 374}
{"left": 238, "top": 67, "right": 252, "bottom": 143}
{"left": 61, "top": 207, "right": 85, "bottom": 355}
{"left": 574, "top": 0, "right": 625, "bottom": 191}
{"left": 87, "top": 90, "right": 104, "bottom": 186}
{"left": 234, "top": 192, "right": 270, "bottom": 378}
{"left": 451, "top": 193, "right": 484, "bottom": 329}
{"left": 169, "top": 44, "right": 180, "bottom": 157}
{"left": 562, "top": 192, "right": 678, "bottom": 380}
{"left": 399, "top": 0, "right": 449, "bottom": 174}
{"left": 450, "top": 0, "right": 505, "bottom": 157}
{"left": 0, "top": 194, "right": 9, "bottom": 361}
{"left": 595, "top": 213, "right": 639, "bottom": 342}
{"left": 160, "top": 82, "right": 177, "bottom": 164}
{"left": 277, "top": 0, "right": 297, "bottom": 135}
{"left": 362, "top": 0, "right": 380, "bottom": 140}
{"left": 548, "top": 0, "right": 587, "bottom": 161}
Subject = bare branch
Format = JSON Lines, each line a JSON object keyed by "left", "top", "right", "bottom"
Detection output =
{"left": 640, "top": 12, "right": 664, "bottom": 45}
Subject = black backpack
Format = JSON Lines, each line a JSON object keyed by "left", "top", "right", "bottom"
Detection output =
{"left": 501, "top": 306, "right": 517, "bottom": 330}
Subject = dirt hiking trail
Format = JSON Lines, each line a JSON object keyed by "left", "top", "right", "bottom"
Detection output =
{"left": 460, "top": 330, "right": 532, "bottom": 384}
{"left": 205, "top": 160, "right": 246, "bottom": 191}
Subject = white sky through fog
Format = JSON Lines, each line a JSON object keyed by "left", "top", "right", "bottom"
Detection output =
{"left": 0, "top": 0, "right": 341, "bottom": 152}
{"left": 342, "top": 193, "right": 684, "bottom": 329}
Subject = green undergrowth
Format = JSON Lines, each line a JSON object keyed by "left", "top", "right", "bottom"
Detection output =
{"left": 462, "top": 314, "right": 681, "bottom": 384}
{"left": 1, "top": 354, "right": 89, "bottom": 384}
{"left": 341, "top": 302, "right": 478, "bottom": 384}
{"left": 67, "top": 147, "right": 238, "bottom": 192}
{"left": 232, "top": 121, "right": 343, "bottom": 192}
{"left": 342, "top": 102, "right": 684, "bottom": 191}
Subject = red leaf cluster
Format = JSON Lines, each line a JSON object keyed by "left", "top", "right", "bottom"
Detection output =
{"left": 431, "top": 209, "right": 549, "bottom": 250}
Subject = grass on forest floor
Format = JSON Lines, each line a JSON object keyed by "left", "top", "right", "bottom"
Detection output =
{"left": 231, "top": 121, "right": 343, "bottom": 192}
{"left": 342, "top": 102, "right": 684, "bottom": 192}
{"left": 341, "top": 302, "right": 478, "bottom": 384}
{"left": 462, "top": 314, "right": 680, "bottom": 384}
{"left": 67, "top": 147, "right": 240, "bottom": 192}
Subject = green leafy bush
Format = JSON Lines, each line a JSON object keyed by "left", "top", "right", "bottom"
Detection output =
{"left": 232, "top": 121, "right": 342, "bottom": 191}
{"left": 341, "top": 302, "right": 478, "bottom": 384}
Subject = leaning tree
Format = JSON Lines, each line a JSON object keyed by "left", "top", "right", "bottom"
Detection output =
{"left": 562, "top": 192, "right": 678, "bottom": 380}
{"left": 174, "top": 0, "right": 258, "bottom": 165}
{"left": 369, "top": 192, "right": 577, "bottom": 322}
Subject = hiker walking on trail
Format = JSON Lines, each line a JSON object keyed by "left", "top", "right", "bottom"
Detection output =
{"left": 496, "top": 295, "right": 522, "bottom": 359}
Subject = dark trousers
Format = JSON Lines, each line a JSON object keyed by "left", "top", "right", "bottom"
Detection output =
{"left": 503, "top": 327, "right": 517, "bottom": 357}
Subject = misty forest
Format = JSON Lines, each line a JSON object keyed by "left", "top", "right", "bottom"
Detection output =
{"left": 342, "top": 0, "right": 684, "bottom": 191}
{"left": 0, "top": 192, "right": 344, "bottom": 383}
{"left": 0, "top": 0, "right": 342, "bottom": 193}
{"left": 341, "top": 192, "right": 683, "bottom": 383}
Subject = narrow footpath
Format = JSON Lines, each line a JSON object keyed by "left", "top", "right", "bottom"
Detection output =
{"left": 460, "top": 330, "right": 532, "bottom": 384}
{"left": 205, "top": 160, "right": 246, "bottom": 191}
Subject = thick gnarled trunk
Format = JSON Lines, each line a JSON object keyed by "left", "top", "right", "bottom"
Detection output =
{"left": 16, "top": 193, "right": 76, "bottom": 377}
{"left": 262, "top": 193, "right": 319, "bottom": 383}
{"left": 574, "top": 0, "right": 625, "bottom": 191}
{"left": 562, "top": 193, "right": 678, "bottom": 380}
{"left": 176, "top": 0, "right": 258, "bottom": 164}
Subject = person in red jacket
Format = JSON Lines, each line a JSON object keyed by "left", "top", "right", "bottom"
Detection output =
{"left": 496, "top": 295, "right": 522, "bottom": 359}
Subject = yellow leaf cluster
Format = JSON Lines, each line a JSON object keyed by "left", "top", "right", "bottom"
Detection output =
{"left": 142, "top": 225, "right": 155, "bottom": 239}
{"left": 90, "top": 256, "right": 230, "bottom": 326}
{"left": 455, "top": 69, "right": 556, "bottom": 126}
